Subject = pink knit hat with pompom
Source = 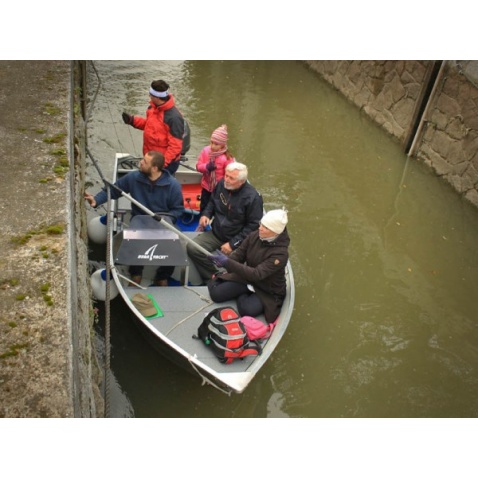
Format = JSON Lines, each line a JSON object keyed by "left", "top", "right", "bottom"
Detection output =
{"left": 211, "top": 124, "right": 228, "bottom": 145}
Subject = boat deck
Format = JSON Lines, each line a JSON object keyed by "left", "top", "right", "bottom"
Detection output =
{"left": 121, "top": 283, "right": 269, "bottom": 374}
{"left": 105, "top": 153, "right": 294, "bottom": 393}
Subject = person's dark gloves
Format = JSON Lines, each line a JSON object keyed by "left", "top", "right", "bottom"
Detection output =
{"left": 209, "top": 251, "right": 228, "bottom": 268}
{"left": 206, "top": 161, "right": 217, "bottom": 172}
{"left": 122, "top": 112, "right": 134, "bottom": 125}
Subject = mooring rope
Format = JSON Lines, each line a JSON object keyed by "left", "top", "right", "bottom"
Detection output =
{"left": 85, "top": 146, "right": 114, "bottom": 418}
{"left": 187, "top": 358, "right": 232, "bottom": 396}
{"left": 383, "top": 154, "right": 411, "bottom": 235}
{"left": 91, "top": 60, "right": 140, "bottom": 156}
{"left": 85, "top": 62, "right": 114, "bottom": 417}
{"left": 108, "top": 94, "right": 138, "bottom": 156}
{"left": 104, "top": 187, "right": 112, "bottom": 418}
{"left": 165, "top": 300, "right": 211, "bottom": 337}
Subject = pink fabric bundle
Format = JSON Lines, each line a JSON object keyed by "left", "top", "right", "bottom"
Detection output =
{"left": 240, "top": 316, "right": 277, "bottom": 341}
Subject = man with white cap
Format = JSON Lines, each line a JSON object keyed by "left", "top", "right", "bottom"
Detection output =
{"left": 207, "top": 208, "right": 290, "bottom": 324}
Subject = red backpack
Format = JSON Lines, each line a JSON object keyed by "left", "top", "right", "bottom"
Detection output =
{"left": 196, "top": 307, "right": 262, "bottom": 364}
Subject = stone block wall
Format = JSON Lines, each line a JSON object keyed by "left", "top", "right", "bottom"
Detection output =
{"left": 305, "top": 60, "right": 433, "bottom": 144}
{"left": 415, "top": 61, "right": 478, "bottom": 206}
{"left": 304, "top": 60, "right": 478, "bottom": 208}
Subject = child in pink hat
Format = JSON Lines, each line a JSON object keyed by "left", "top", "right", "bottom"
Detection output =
{"left": 196, "top": 124, "right": 235, "bottom": 214}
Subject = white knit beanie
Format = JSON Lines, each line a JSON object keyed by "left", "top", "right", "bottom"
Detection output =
{"left": 261, "top": 208, "right": 288, "bottom": 234}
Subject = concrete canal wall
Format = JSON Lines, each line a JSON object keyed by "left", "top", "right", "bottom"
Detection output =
{"left": 0, "top": 61, "right": 102, "bottom": 417}
{"left": 305, "top": 60, "right": 478, "bottom": 207}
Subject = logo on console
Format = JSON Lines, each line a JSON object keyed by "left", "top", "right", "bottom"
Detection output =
{"left": 137, "top": 244, "right": 168, "bottom": 261}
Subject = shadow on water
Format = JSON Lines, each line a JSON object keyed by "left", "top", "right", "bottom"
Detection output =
{"left": 87, "top": 60, "right": 478, "bottom": 418}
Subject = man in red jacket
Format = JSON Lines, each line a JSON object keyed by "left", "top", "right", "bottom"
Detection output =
{"left": 122, "top": 79, "right": 190, "bottom": 175}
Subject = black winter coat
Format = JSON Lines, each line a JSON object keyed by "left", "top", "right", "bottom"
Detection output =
{"left": 203, "top": 179, "right": 263, "bottom": 250}
{"left": 221, "top": 228, "right": 290, "bottom": 323}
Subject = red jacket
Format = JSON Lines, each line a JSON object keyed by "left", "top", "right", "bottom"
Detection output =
{"left": 132, "top": 95, "right": 186, "bottom": 166}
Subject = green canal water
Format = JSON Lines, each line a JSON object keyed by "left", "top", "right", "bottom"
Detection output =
{"left": 86, "top": 60, "right": 478, "bottom": 419}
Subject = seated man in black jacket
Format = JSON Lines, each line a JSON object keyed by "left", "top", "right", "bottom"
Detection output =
{"left": 186, "top": 162, "right": 263, "bottom": 284}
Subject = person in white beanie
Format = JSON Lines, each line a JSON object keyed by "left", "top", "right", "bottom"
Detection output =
{"left": 259, "top": 208, "right": 288, "bottom": 236}
{"left": 208, "top": 208, "right": 290, "bottom": 323}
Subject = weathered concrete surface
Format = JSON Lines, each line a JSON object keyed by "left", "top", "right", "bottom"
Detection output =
{"left": 0, "top": 61, "right": 101, "bottom": 417}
